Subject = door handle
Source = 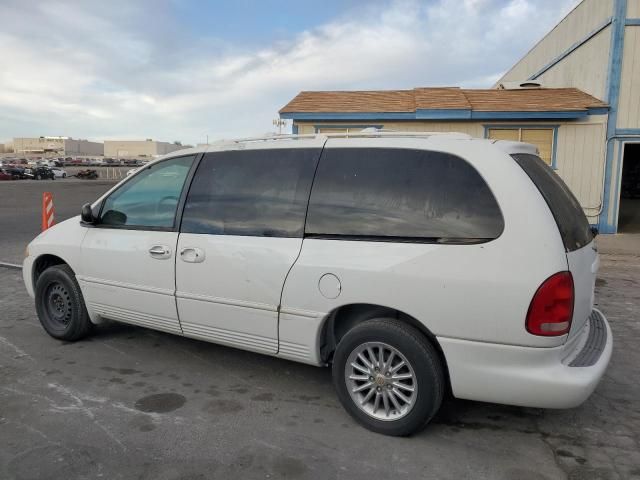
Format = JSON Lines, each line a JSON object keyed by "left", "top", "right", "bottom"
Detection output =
{"left": 180, "top": 247, "right": 205, "bottom": 263}
{"left": 148, "top": 245, "right": 171, "bottom": 259}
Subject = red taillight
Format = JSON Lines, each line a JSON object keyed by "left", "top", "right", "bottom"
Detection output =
{"left": 526, "top": 271, "right": 574, "bottom": 336}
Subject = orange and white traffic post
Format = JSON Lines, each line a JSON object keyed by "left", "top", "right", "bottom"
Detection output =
{"left": 41, "top": 192, "right": 55, "bottom": 231}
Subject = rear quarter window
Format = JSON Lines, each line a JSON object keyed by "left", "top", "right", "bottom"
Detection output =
{"left": 511, "top": 153, "right": 592, "bottom": 251}
{"left": 305, "top": 147, "right": 504, "bottom": 242}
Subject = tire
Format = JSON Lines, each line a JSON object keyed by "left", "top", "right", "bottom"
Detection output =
{"left": 35, "top": 264, "right": 92, "bottom": 341}
{"left": 62, "top": 173, "right": 66, "bottom": 178}
{"left": 332, "top": 318, "right": 444, "bottom": 436}
{"left": 35, "top": 174, "right": 41, "bottom": 180}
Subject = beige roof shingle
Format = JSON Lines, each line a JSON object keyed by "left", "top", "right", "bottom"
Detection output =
{"left": 281, "top": 90, "right": 415, "bottom": 113}
{"left": 279, "top": 87, "right": 608, "bottom": 114}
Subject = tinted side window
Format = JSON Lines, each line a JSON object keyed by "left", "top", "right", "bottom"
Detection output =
{"left": 181, "top": 149, "right": 318, "bottom": 237}
{"left": 512, "top": 153, "right": 592, "bottom": 251}
{"left": 100, "top": 155, "right": 195, "bottom": 228}
{"left": 306, "top": 148, "right": 504, "bottom": 241}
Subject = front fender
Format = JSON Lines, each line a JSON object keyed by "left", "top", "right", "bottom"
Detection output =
{"left": 23, "top": 216, "right": 89, "bottom": 296}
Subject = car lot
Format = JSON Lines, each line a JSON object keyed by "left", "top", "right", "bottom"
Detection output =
{"left": 1, "top": 181, "right": 639, "bottom": 479}
{"left": 0, "top": 166, "right": 131, "bottom": 183}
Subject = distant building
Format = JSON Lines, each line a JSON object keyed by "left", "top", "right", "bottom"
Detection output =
{"left": 104, "top": 139, "right": 187, "bottom": 158}
{"left": 12, "top": 137, "right": 103, "bottom": 157}
{"left": 0, "top": 143, "right": 5, "bottom": 154}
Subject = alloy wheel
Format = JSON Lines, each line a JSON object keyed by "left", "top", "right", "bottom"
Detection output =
{"left": 345, "top": 342, "right": 417, "bottom": 421}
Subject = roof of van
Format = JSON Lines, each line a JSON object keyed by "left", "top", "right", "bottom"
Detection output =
{"left": 163, "top": 131, "right": 539, "bottom": 158}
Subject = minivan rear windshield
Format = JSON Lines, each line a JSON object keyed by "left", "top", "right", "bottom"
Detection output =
{"left": 511, "top": 153, "right": 592, "bottom": 252}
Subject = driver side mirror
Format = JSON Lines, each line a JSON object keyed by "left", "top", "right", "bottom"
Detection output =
{"left": 81, "top": 203, "right": 96, "bottom": 224}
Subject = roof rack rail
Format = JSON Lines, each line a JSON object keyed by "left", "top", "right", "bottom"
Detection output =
{"left": 214, "top": 130, "right": 472, "bottom": 145}
{"left": 320, "top": 130, "right": 472, "bottom": 139}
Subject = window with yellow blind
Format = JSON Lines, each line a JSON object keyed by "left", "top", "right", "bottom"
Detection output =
{"left": 316, "top": 128, "right": 350, "bottom": 134}
{"left": 487, "top": 128, "right": 555, "bottom": 166}
{"left": 315, "top": 125, "right": 384, "bottom": 135}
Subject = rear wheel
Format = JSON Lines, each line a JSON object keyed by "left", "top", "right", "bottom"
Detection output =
{"left": 35, "top": 264, "right": 92, "bottom": 341}
{"left": 332, "top": 318, "right": 444, "bottom": 436}
{"left": 35, "top": 174, "right": 41, "bottom": 180}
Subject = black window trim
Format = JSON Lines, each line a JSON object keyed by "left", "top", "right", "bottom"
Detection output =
{"left": 88, "top": 152, "right": 205, "bottom": 232}
{"left": 303, "top": 146, "right": 505, "bottom": 245}
{"left": 303, "top": 233, "right": 495, "bottom": 244}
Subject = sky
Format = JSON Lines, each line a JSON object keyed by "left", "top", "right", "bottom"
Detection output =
{"left": 0, "top": 0, "right": 581, "bottom": 146}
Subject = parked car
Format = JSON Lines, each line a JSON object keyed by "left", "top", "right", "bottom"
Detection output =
{"left": 3, "top": 166, "right": 28, "bottom": 179}
{"left": 50, "top": 167, "right": 68, "bottom": 178}
{"left": 22, "top": 133, "right": 612, "bottom": 436}
{"left": 75, "top": 169, "right": 99, "bottom": 179}
{"left": 26, "top": 166, "right": 55, "bottom": 180}
{"left": 0, "top": 169, "right": 13, "bottom": 180}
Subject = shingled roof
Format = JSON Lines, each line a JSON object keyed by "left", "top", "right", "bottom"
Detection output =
{"left": 279, "top": 87, "right": 608, "bottom": 120}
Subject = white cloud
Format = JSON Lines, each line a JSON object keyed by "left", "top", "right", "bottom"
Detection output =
{"left": 0, "top": 0, "right": 579, "bottom": 145}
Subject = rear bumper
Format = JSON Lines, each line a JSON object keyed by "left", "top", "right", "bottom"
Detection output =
{"left": 438, "top": 308, "right": 612, "bottom": 409}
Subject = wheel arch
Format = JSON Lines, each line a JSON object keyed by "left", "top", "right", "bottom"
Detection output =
{"left": 32, "top": 254, "right": 71, "bottom": 291}
{"left": 319, "top": 303, "right": 451, "bottom": 391}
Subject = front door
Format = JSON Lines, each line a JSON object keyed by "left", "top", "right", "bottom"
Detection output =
{"left": 78, "top": 155, "right": 196, "bottom": 334}
{"left": 175, "top": 146, "right": 321, "bottom": 354}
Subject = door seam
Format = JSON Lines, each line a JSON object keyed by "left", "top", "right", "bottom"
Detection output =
{"left": 276, "top": 138, "right": 328, "bottom": 354}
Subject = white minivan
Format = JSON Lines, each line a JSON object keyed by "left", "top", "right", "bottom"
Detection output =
{"left": 23, "top": 132, "right": 612, "bottom": 436}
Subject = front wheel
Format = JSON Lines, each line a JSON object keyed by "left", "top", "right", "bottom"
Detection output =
{"left": 332, "top": 318, "right": 444, "bottom": 436}
{"left": 35, "top": 264, "right": 92, "bottom": 341}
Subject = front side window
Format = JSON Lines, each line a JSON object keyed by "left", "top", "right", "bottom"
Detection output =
{"left": 306, "top": 148, "right": 504, "bottom": 242}
{"left": 180, "top": 149, "right": 318, "bottom": 237}
{"left": 99, "top": 155, "right": 195, "bottom": 228}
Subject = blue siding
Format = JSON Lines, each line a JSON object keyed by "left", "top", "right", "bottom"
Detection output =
{"left": 282, "top": 110, "right": 595, "bottom": 122}
{"left": 599, "top": 0, "right": 628, "bottom": 233}
{"left": 415, "top": 109, "right": 471, "bottom": 119}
